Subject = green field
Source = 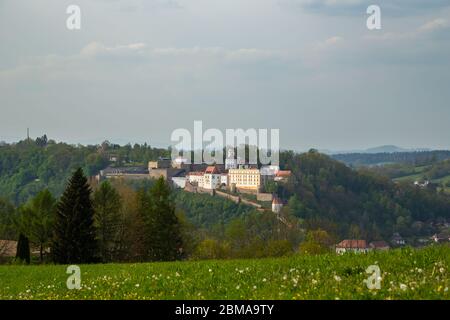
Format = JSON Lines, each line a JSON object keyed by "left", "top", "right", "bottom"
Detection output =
{"left": 0, "top": 246, "right": 449, "bottom": 300}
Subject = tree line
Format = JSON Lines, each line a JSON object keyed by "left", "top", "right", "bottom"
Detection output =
{"left": 2, "top": 169, "right": 183, "bottom": 264}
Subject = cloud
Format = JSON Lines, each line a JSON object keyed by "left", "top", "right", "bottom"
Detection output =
{"left": 318, "top": 36, "right": 343, "bottom": 47}
{"left": 93, "top": 0, "right": 184, "bottom": 12}
{"left": 0, "top": 43, "right": 298, "bottom": 85}
{"left": 419, "top": 18, "right": 449, "bottom": 32}
{"left": 280, "top": 0, "right": 450, "bottom": 16}
{"left": 80, "top": 42, "right": 147, "bottom": 58}
{"left": 364, "top": 18, "right": 450, "bottom": 41}
{"left": 77, "top": 43, "right": 283, "bottom": 65}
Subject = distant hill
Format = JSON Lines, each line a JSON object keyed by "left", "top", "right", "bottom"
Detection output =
{"left": 332, "top": 150, "right": 450, "bottom": 167}
{"left": 279, "top": 150, "right": 450, "bottom": 240}
{"left": 323, "top": 145, "right": 432, "bottom": 155}
{"left": 365, "top": 145, "right": 408, "bottom": 154}
{"left": 1, "top": 139, "right": 450, "bottom": 242}
{"left": 0, "top": 138, "right": 169, "bottom": 204}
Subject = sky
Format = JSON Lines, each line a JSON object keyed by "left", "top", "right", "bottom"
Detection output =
{"left": 1, "top": 0, "right": 450, "bottom": 151}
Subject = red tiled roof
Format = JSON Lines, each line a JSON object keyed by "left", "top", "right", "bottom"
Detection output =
{"left": 205, "top": 166, "right": 219, "bottom": 174}
{"left": 336, "top": 240, "right": 367, "bottom": 249}
{"left": 272, "top": 197, "right": 283, "bottom": 205}
{"left": 370, "top": 241, "right": 390, "bottom": 248}
{"left": 276, "top": 170, "right": 292, "bottom": 177}
{"left": 188, "top": 171, "right": 204, "bottom": 176}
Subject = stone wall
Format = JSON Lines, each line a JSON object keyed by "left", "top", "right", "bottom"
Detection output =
{"left": 256, "top": 192, "right": 273, "bottom": 202}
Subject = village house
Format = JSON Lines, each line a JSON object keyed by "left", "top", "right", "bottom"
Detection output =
{"left": 0, "top": 240, "right": 17, "bottom": 260}
{"left": 186, "top": 171, "right": 204, "bottom": 186}
{"left": 220, "top": 173, "right": 228, "bottom": 187}
{"left": 203, "top": 166, "right": 222, "bottom": 190}
{"left": 171, "top": 174, "right": 187, "bottom": 189}
{"left": 271, "top": 196, "right": 284, "bottom": 213}
{"left": 431, "top": 232, "right": 450, "bottom": 243}
{"left": 98, "top": 166, "right": 149, "bottom": 181}
{"left": 391, "top": 232, "right": 406, "bottom": 246}
{"left": 274, "top": 170, "right": 292, "bottom": 182}
{"left": 369, "top": 241, "right": 390, "bottom": 251}
{"left": 335, "top": 240, "right": 370, "bottom": 254}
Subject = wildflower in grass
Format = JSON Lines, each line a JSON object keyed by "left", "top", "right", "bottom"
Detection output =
{"left": 334, "top": 275, "right": 341, "bottom": 282}
{"left": 400, "top": 284, "right": 407, "bottom": 291}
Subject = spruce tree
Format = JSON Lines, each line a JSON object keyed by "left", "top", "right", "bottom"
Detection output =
{"left": 142, "top": 177, "right": 183, "bottom": 261}
{"left": 16, "top": 233, "right": 30, "bottom": 264}
{"left": 93, "top": 181, "right": 122, "bottom": 262}
{"left": 52, "top": 168, "right": 97, "bottom": 264}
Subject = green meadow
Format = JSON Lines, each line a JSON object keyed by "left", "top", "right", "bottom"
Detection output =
{"left": 0, "top": 246, "right": 449, "bottom": 300}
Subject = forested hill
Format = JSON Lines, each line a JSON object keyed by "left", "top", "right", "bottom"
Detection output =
{"left": 280, "top": 150, "right": 450, "bottom": 240}
{"left": 332, "top": 150, "right": 450, "bottom": 167}
{"left": 0, "top": 137, "right": 168, "bottom": 204}
{"left": 1, "top": 139, "right": 450, "bottom": 242}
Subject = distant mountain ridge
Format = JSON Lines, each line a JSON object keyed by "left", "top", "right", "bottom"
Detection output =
{"left": 364, "top": 145, "right": 431, "bottom": 154}
{"left": 321, "top": 145, "right": 433, "bottom": 155}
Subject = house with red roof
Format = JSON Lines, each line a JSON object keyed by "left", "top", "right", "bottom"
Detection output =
{"left": 335, "top": 239, "right": 370, "bottom": 254}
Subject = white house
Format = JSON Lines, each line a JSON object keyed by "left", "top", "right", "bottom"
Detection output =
{"left": 220, "top": 173, "right": 228, "bottom": 186}
{"left": 187, "top": 171, "right": 204, "bottom": 186}
{"left": 203, "top": 166, "right": 222, "bottom": 189}
{"left": 272, "top": 197, "right": 283, "bottom": 213}
{"left": 335, "top": 240, "right": 370, "bottom": 254}
{"left": 171, "top": 176, "right": 186, "bottom": 189}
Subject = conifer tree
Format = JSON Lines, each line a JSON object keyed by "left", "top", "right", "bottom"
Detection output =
{"left": 93, "top": 181, "right": 122, "bottom": 262}
{"left": 16, "top": 233, "right": 30, "bottom": 264}
{"left": 52, "top": 168, "right": 97, "bottom": 264}
{"left": 141, "top": 177, "right": 183, "bottom": 261}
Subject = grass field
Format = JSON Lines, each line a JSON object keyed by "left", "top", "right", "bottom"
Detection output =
{"left": 0, "top": 246, "right": 449, "bottom": 300}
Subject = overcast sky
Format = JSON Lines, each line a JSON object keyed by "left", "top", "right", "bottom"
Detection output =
{"left": 1, "top": 0, "right": 450, "bottom": 151}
